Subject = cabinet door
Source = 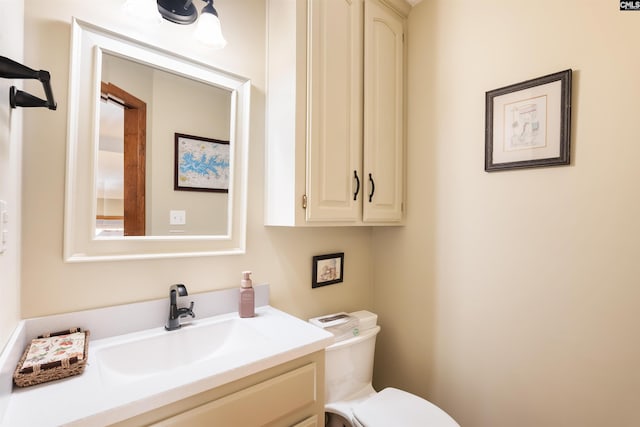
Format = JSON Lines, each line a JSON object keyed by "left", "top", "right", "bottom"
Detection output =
{"left": 150, "top": 363, "right": 317, "bottom": 427}
{"left": 306, "top": 0, "right": 363, "bottom": 222}
{"left": 363, "top": 0, "right": 404, "bottom": 223}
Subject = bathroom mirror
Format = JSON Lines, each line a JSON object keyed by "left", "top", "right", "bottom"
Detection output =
{"left": 64, "top": 19, "right": 250, "bottom": 261}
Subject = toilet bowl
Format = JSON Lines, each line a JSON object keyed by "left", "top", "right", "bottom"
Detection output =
{"left": 312, "top": 311, "right": 459, "bottom": 427}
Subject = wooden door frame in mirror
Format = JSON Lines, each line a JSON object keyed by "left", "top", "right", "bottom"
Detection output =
{"left": 100, "top": 82, "right": 146, "bottom": 237}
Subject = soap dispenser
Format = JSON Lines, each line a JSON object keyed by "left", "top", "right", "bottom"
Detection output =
{"left": 239, "top": 271, "right": 255, "bottom": 318}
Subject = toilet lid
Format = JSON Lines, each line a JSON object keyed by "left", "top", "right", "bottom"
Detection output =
{"left": 353, "top": 388, "right": 460, "bottom": 427}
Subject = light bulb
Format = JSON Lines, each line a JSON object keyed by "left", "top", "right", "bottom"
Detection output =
{"left": 194, "top": 9, "right": 227, "bottom": 49}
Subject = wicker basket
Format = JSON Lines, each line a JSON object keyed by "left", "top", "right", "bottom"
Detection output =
{"left": 13, "top": 328, "right": 90, "bottom": 388}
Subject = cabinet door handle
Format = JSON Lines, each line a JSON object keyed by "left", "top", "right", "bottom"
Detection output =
{"left": 368, "top": 173, "right": 375, "bottom": 202}
{"left": 353, "top": 170, "right": 361, "bottom": 201}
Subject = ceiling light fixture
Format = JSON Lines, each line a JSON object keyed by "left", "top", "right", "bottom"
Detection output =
{"left": 156, "top": 0, "right": 227, "bottom": 48}
{"left": 156, "top": 0, "right": 198, "bottom": 24}
{"left": 193, "top": 1, "right": 227, "bottom": 48}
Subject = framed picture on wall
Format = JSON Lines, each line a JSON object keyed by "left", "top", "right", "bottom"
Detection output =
{"left": 312, "top": 253, "right": 345, "bottom": 288}
{"left": 174, "top": 133, "right": 230, "bottom": 192}
{"left": 485, "top": 69, "right": 572, "bottom": 171}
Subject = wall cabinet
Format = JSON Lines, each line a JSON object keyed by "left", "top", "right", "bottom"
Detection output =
{"left": 265, "top": 0, "right": 406, "bottom": 226}
{"left": 110, "top": 352, "right": 325, "bottom": 427}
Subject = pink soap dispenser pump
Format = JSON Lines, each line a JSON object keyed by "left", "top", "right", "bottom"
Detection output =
{"left": 239, "top": 271, "right": 255, "bottom": 318}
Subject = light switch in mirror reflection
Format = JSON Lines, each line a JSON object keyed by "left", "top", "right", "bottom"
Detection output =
{"left": 64, "top": 19, "right": 250, "bottom": 261}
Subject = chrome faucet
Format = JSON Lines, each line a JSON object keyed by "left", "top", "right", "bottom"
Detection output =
{"left": 165, "top": 284, "right": 195, "bottom": 331}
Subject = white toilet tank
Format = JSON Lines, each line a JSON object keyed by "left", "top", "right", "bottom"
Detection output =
{"left": 324, "top": 311, "right": 381, "bottom": 404}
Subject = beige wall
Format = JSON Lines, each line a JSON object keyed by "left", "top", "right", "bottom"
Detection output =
{"left": 149, "top": 70, "right": 229, "bottom": 236}
{"left": 373, "top": 1, "right": 640, "bottom": 426}
{"left": 20, "top": 0, "right": 373, "bottom": 322}
{"left": 0, "top": 0, "right": 24, "bottom": 351}
{"left": 96, "top": 197, "right": 123, "bottom": 217}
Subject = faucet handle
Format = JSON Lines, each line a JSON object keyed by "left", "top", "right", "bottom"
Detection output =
{"left": 179, "top": 301, "right": 196, "bottom": 319}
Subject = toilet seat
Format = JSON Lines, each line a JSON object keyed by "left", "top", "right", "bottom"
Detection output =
{"left": 352, "top": 388, "right": 460, "bottom": 427}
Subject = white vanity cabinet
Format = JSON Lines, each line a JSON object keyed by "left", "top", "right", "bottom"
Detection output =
{"left": 110, "top": 351, "right": 324, "bottom": 427}
{"left": 265, "top": 0, "right": 406, "bottom": 227}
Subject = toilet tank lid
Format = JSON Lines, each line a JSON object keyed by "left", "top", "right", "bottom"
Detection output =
{"left": 353, "top": 388, "right": 460, "bottom": 427}
{"left": 309, "top": 310, "right": 378, "bottom": 332}
{"left": 309, "top": 310, "right": 378, "bottom": 343}
{"left": 348, "top": 310, "right": 378, "bottom": 331}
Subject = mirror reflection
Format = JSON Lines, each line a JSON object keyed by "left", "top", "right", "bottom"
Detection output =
{"left": 96, "top": 53, "right": 232, "bottom": 237}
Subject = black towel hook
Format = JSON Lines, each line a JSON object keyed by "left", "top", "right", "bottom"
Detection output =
{"left": 0, "top": 56, "right": 57, "bottom": 110}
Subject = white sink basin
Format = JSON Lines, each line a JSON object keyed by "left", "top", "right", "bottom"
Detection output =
{"left": 96, "top": 316, "right": 268, "bottom": 384}
{"left": 4, "top": 306, "right": 335, "bottom": 427}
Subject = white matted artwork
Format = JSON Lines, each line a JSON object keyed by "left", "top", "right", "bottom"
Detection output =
{"left": 485, "top": 70, "right": 572, "bottom": 171}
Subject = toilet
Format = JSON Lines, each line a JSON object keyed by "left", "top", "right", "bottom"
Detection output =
{"left": 312, "top": 311, "right": 460, "bottom": 427}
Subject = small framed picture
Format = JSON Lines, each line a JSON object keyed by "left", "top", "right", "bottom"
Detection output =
{"left": 174, "top": 133, "right": 230, "bottom": 192}
{"left": 312, "top": 253, "right": 344, "bottom": 288}
{"left": 485, "top": 69, "right": 572, "bottom": 171}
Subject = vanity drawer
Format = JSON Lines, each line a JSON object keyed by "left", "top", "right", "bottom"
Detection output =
{"left": 151, "top": 362, "right": 317, "bottom": 426}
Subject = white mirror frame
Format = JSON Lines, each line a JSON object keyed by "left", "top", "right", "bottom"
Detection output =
{"left": 64, "top": 19, "right": 250, "bottom": 262}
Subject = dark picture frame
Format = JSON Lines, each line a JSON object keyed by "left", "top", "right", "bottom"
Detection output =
{"left": 174, "top": 133, "right": 230, "bottom": 192}
{"left": 312, "top": 253, "right": 344, "bottom": 288}
{"left": 485, "top": 69, "right": 572, "bottom": 171}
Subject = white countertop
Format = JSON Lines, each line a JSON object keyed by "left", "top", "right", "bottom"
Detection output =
{"left": 0, "top": 287, "right": 333, "bottom": 426}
